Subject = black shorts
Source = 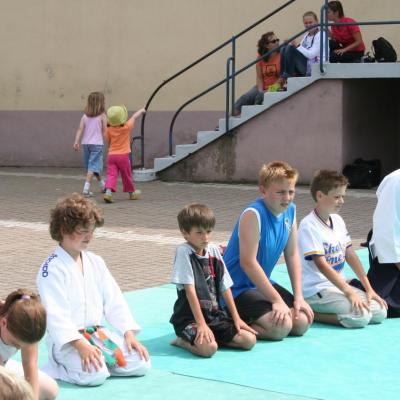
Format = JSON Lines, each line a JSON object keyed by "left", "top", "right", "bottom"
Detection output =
{"left": 234, "top": 284, "right": 294, "bottom": 324}
{"left": 176, "top": 313, "right": 238, "bottom": 345}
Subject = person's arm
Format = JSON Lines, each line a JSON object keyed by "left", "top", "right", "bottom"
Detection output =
{"left": 313, "top": 253, "right": 368, "bottom": 311}
{"left": 21, "top": 344, "right": 39, "bottom": 400}
{"left": 101, "top": 113, "right": 107, "bottom": 142}
{"left": 284, "top": 224, "right": 314, "bottom": 322}
{"left": 184, "top": 284, "right": 215, "bottom": 344}
{"left": 256, "top": 63, "right": 264, "bottom": 92}
{"left": 127, "top": 107, "right": 146, "bottom": 126}
{"left": 73, "top": 117, "right": 85, "bottom": 151}
{"left": 335, "top": 30, "right": 363, "bottom": 55}
{"left": 345, "top": 246, "right": 387, "bottom": 309}
{"left": 239, "top": 210, "right": 291, "bottom": 325}
{"left": 222, "top": 288, "right": 257, "bottom": 335}
{"left": 296, "top": 32, "right": 321, "bottom": 60}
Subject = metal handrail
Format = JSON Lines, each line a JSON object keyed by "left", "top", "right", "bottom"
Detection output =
{"left": 168, "top": 26, "right": 313, "bottom": 154}
{"left": 168, "top": 17, "right": 400, "bottom": 155}
{"left": 135, "top": 0, "right": 297, "bottom": 168}
{"left": 319, "top": 18, "right": 400, "bottom": 73}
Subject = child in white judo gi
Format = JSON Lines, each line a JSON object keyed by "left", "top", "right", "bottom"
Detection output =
{"left": 37, "top": 193, "right": 151, "bottom": 386}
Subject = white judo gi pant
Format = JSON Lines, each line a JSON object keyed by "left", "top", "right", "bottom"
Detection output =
{"left": 306, "top": 286, "right": 387, "bottom": 328}
{"left": 47, "top": 328, "right": 151, "bottom": 386}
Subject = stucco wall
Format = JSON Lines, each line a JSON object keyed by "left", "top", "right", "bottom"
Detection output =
{"left": 1, "top": 0, "right": 399, "bottom": 168}
{"left": 158, "top": 79, "right": 400, "bottom": 184}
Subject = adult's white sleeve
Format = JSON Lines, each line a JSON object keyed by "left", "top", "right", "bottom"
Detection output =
{"left": 297, "top": 33, "right": 321, "bottom": 60}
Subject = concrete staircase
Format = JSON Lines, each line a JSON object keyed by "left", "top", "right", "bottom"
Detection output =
{"left": 134, "top": 62, "right": 400, "bottom": 182}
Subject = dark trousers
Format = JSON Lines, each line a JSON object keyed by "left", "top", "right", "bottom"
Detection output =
{"left": 329, "top": 40, "right": 364, "bottom": 63}
{"left": 280, "top": 44, "right": 308, "bottom": 78}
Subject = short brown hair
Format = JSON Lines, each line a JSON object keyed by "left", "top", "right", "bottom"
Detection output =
{"left": 49, "top": 193, "right": 104, "bottom": 242}
{"left": 0, "top": 366, "right": 34, "bottom": 400}
{"left": 0, "top": 289, "right": 46, "bottom": 344}
{"left": 177, "top": 203, "right": 216, "bottom": 233}
{"left": 259, "top": 161, "right": 298, "bottom": 188}
{"left": 310, "top": 169, "right": 348, "bottom": 201}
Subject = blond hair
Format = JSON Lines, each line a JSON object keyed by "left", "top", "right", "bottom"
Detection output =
{"left": 0, "top": 366, "right": 34, "bottom": 400}
{"left": 259, "top": 161, "right": 298, "bottom": 188}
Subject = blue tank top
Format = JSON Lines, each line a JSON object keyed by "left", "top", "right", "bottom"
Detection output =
{"left": 223, "top": 198, "right": 295, "bottom": 299}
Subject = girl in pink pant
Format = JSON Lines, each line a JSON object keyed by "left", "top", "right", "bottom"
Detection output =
{"left": 103, "top": 105, "right": 146, "bottom": 203}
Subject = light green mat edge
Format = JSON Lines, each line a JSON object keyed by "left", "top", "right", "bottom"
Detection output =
{"left": 18, "top": 249, "right": 399, "bottom": 400}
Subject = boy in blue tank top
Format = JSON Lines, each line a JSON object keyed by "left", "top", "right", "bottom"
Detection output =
{"left": 224, "top": 161, "right": 314, "bottom": 340}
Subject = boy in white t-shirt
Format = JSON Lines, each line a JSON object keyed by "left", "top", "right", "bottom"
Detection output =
{"left": 298, "top": 170, "right": 387, "bottom": 328}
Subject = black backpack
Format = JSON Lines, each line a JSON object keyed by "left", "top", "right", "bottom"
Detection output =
{"left": 342, "top": 158, "right": 382, "bottom": 188}
{"left": 372, "top": 37, "right": 397, "bottom": 62}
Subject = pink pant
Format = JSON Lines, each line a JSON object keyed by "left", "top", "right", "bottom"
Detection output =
{"left": 105, "top": 154, "right": 135, "bottom": 193}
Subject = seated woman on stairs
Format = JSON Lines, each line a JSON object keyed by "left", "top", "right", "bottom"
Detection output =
{"left": 233, "top": 31, "right": 281, "bottom": 116}
{"left": 279, "top": 11, "right": 328, "bottom": 90}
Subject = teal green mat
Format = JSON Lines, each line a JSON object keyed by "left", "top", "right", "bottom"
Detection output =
{"left": 25, "top": 249, "right": 400, "bottom": 399}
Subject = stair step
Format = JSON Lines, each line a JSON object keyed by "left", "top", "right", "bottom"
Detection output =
{"left": 154, "top": 156, "right": 175, "bottom": 171}
{"left": 240, "top": 105, "right": 264, "bottom": 119}
{"left": 175, "top": 143, "right": 199, "bottom": 158}
{"left": 197, "top": 130, "right": 220, "bottom": 145}
{"left": 218, "top": 116, "right": 242, "bottom": 132}
{"left": 133, "top": 168, "right": 156, "bottom": 182}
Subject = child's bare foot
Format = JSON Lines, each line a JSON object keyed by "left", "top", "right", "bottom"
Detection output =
{"left": 170, "top": 337, "right": 184, "bottom": 348}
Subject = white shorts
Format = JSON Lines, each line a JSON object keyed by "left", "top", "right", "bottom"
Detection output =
{"left": 306, "top": 286, "right": 387, "bottom": 328}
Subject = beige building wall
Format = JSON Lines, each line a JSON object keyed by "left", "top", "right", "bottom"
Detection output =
{"left": 1, "top": 0, "right": 399, "bottom": 112}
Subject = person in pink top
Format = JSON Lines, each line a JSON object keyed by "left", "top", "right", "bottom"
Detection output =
{"left": 73, "top": 92, "right": 107, "bottom": 197}
{"left": 103, "top": 105, "right": 145, "bottom": 203}
{"left": 327, "top": 1, "right": 365, "bottom": 63}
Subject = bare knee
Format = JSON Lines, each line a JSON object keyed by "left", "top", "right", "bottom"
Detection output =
{"left": 255, "top": 314, "right": 292, "bottom": 341}
{"left": 195, "top": 341, "right": 218, "bottom": 357}
{"left": 290, "top": 312, "right": 312, "bottom": 336}
{"left": 39, "top": 374, "right": 59, "bottom": 400}
{"left": 233, "top": 330, "right": 257, "bottom": 350}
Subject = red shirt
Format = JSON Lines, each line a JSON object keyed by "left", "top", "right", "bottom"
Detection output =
{"left": 331, "top": 16, "right": 365, "bottom": 52}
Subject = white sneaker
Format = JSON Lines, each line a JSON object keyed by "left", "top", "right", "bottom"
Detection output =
{"left": 82, "top": 190, "right": 94, "bottom": 197}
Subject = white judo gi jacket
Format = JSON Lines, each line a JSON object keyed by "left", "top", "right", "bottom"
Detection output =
{"left": 37, "top": 246, "right": 140, "bottom": 374}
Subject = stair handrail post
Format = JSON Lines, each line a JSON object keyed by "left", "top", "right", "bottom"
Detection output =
{"left": 320, "top": 1, "right": 329, "bottom": 74}
{"left": 225, "top": 57, "right": 234, "bottom": 135}
{"left": 231, "top": 36, "right": 237, "bottom": 113}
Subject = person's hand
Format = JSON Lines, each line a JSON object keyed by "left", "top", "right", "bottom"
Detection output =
{"left": 293, "top": 297, "right": 314, "bottom": 323}
{"left": 334, "top": 48, "right": 346, "bottom": 56}
{"left": 124, "top": 331, "right": 150, "bottom": 361}
{"left": 74, "top": 339, "right": 103, "bottom": 373}
{"left": 271, "top": 301, "right": 292, "bottom": 326}
{"left": 290, "top": 39, "right": 300, "bottom": 47}
{"left": 345, "top": 290, "right": 369, "bottom": 312}
{"left": 194, "top": 323, "right": 215, "bottom": 345}
{"left": 73, "top": 142, "right": 80, "bottom": 151}
{"left": 233, "top": 318, "right": 258, "bottom": 336}
{"left": 366, "top": 289, "right": 388, "bottom": 310}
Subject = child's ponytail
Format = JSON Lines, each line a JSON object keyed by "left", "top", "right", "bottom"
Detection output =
{"left": 0, "top": 289, "right": 46, "bottom": 344}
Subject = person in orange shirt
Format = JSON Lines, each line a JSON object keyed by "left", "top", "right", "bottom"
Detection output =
{"left": 103, "top": 106, "right": 146, "bottom": 203}
{"left": 233, "top": 31, "right": 281, "bottom": 116}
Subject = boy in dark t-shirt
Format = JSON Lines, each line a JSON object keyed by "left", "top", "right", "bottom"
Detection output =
{"left": 170, "top": 203, "right": 257, "bottom": 357}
